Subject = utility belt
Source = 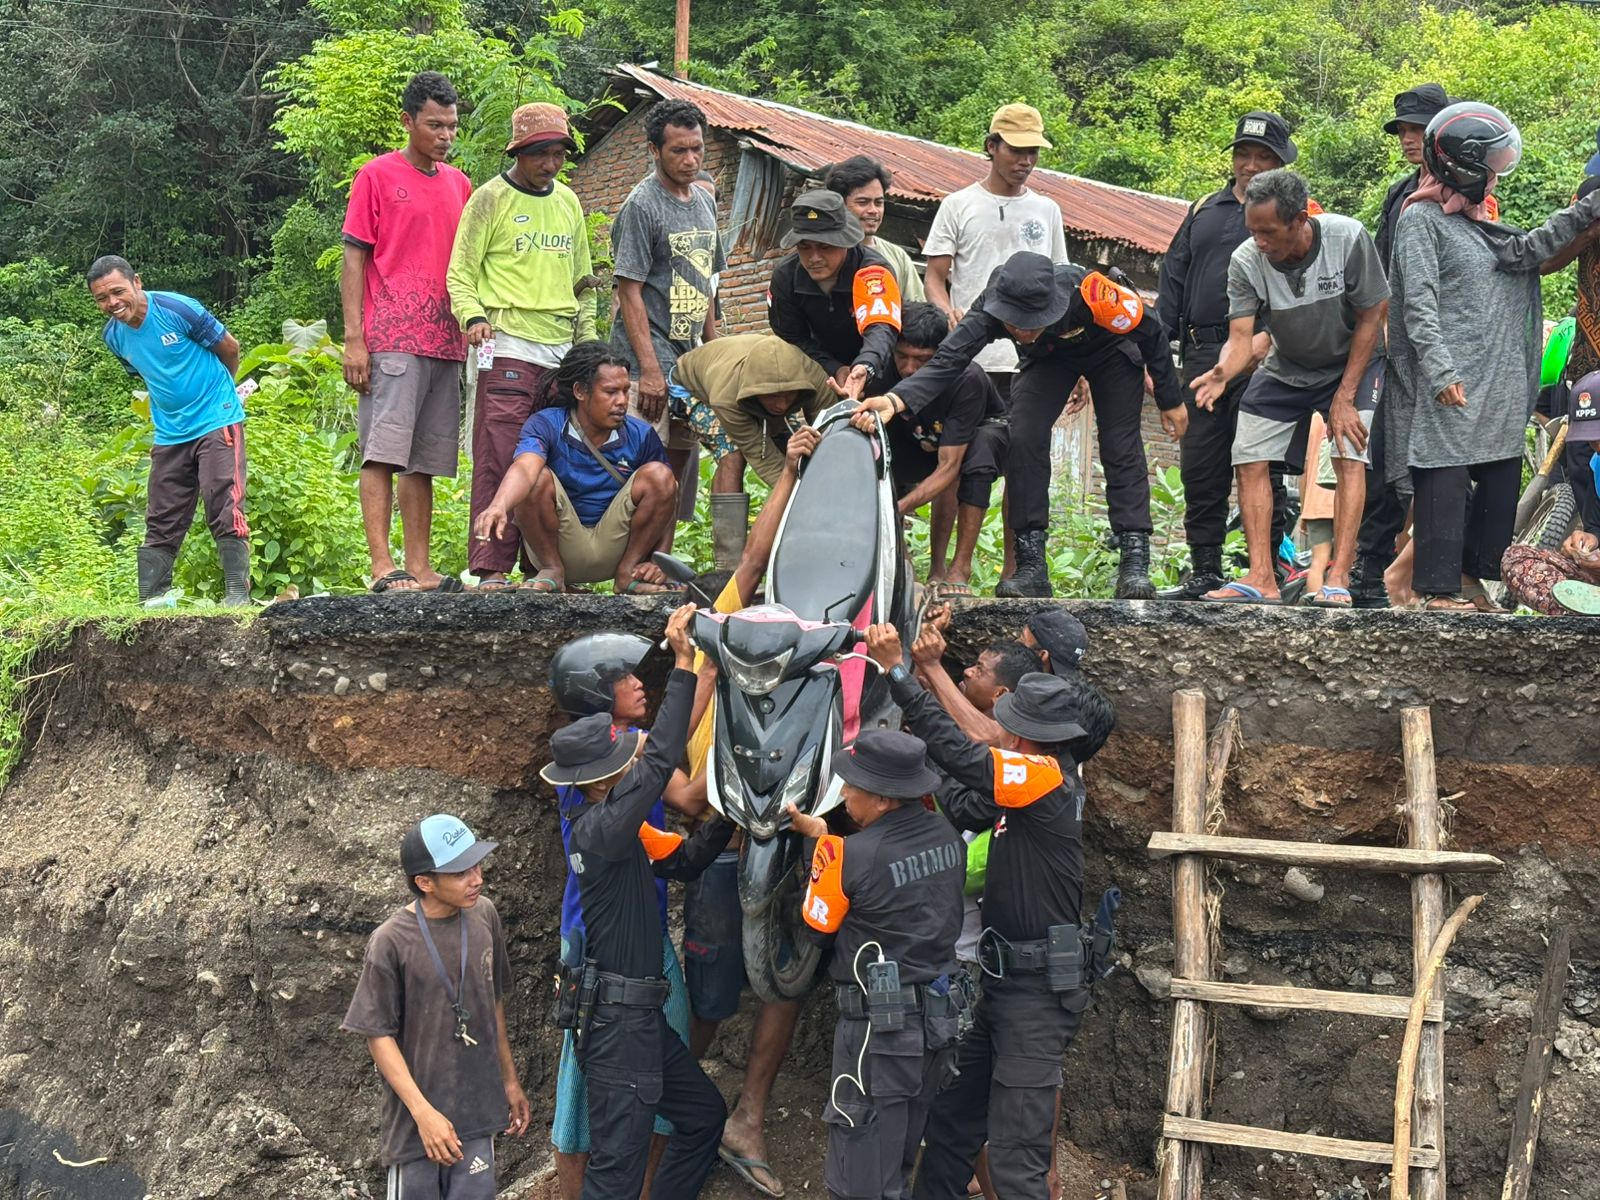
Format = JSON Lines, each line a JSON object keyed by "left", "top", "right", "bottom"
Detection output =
{"left": 833, "top": 967, "right": 975, "bottom": 1038}
{"left": 980, "top": 891, "right": 1122, "bottom": 992}
{"left": 1185, "top": 323, "right": 1229, "bottom": 347}
{"left": 554, "top": 960, "right": 670, "bottom": 1050}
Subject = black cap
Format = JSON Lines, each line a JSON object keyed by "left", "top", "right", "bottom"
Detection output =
{"left": 832, "top": 729, "right": 943, "bottom": 800}
{"left": 992, "top": 672, "right": 1088, "bottom": 744}
{"left": 780, "top": 189, "right": 865, "bottom": 250}
{"left": 1385, "top": 84, "right": 1449, "bottom": 134}
{"left": 979, "top": 252, "right": 1071, "bottom": 329}
{"left": 1230, "top": 111, "right": 1297, "bottom": 165}
{"left": 539, "top": 713, "right": 644, "bottom": 787}
{"left": 1027, "top": 607, "right": 1089, "bottom": 675}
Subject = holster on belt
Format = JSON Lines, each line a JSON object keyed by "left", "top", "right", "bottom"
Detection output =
{"left": 979, "top": 925, "right": 1085, "bottom": 993}
{"left": 573, "top": 960, "right": 601, "bottom": 1050}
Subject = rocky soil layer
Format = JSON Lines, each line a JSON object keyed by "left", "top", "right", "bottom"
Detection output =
{"left": 0, "top": 594, "right": 1596, "bottom": 1199}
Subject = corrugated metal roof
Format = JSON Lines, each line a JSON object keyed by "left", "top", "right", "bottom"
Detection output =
{"left": 611, "top": 65, "right": 1188, "bottom": 256}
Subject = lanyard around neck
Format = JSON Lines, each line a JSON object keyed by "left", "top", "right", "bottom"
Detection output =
{"left": 414, "top": 906, "right": 478, "bottom": 1046}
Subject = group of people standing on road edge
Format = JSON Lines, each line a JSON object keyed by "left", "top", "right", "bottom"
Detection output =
{"left": 344, "top": 586, "right": 1114, "bottom": 1200}
{"left": 87, "top": 72, "right": 1600, "bottom": 612}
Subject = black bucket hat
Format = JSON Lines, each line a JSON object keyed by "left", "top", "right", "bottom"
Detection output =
{"left": 979, "top": 252, "right": 1071, "bottom": 329}
{"left": 833, "top": 729, "right": 943, "bottom": 800}
{"left": 540, "top": 713, "right": 643, "bottom": 787}
{"left": 992, "top": 672, "right": 1088, "bottom": 744}
{"left": 780, "top": 189, "right": 865, "bottom": 250}
{"left": 1230, "top": 111, "right": 1297, "bottom": 165}
{"left": 1385, "top": 84, "right": 1449, "bottom": 134}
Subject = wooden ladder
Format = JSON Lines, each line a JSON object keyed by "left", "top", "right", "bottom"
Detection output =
{"left": 1151, "top": 691, "right": 1504, "bottom": 1200}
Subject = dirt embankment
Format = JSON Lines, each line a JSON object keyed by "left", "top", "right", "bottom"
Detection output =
{"left": 1, "top": 595, "right": 1597, "bottom": 1199}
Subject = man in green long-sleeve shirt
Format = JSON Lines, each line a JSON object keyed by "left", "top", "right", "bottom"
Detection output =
{"left": 447, "top": 102, "right": 596, "bottom": 588}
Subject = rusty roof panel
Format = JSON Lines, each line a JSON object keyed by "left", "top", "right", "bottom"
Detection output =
{"left": 613, "top": 65, "right": 1188, "bottom": 255}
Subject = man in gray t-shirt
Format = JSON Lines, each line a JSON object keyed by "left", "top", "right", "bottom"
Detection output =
{"left": 342, "top": 815, "right": 525, "bottom": 1198}
{"left": 1191, "top": 169, "right": 1388, "bottom": 606}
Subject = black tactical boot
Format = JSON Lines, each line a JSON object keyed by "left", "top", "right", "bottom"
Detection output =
{"left": 1350, "top": 555, "right": 1392, "bottom": 609}
{"left": 136, "top": 546, "right": 175, "bottom": 602}
{"left": 1159, "top": 543, "right": 1225, "bottom": 601}
{"left": 995, "top": 530, "right": 1052, "bottom": 598}
{"left": 217, "top": 535, "right": 253, "bottom": 607}
{"left": 1114, "top": 531, "right": 1157, "bottom": 600}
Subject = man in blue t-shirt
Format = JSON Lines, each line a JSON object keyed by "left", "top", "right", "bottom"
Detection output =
{"left": 470, "top": 344, "right": 681, "bottom": 594}
{"left": 89, "top": 255, "right": 252, "bottom": 605}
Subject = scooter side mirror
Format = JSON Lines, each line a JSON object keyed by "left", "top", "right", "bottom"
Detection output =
{"left": 652, "top": 551, "right": 718, "bottom": 609}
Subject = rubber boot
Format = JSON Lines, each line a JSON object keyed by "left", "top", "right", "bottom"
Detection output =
{"left": 1350, "top": 555, "right": 1392, "bottom": 609}
{"left": 136, "top": 546, "right": 175, "bottom": 602}
{"left": 1159, "top": 543, "right": 1225, "bottom": 601}
{"left": 217, "top": 535, "right": 253, "bottom": 607}
{"left": 710, "top": 492, "right": 750, "bottom": 570}
{"left": 1114, "top": 531, "right": 1157, "bottom": 600}
{"left": 995, "top": 530, "right": 1052, "bottom": 598}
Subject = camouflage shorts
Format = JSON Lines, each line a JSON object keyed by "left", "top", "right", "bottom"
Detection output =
{"left": 668, "top": 377, "right": 806, "bottom": 463}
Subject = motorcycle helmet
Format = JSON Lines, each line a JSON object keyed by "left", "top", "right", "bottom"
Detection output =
{"left": 1423, "top": 101, "right": 1522, "bottom": 204}
{"left": 548, "top": 632, "right": 652, "bottom": 716}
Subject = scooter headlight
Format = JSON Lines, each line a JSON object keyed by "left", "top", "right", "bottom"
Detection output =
{"left": 724, "top": 647, "right": 793, "bottom": 697}
{"left": 776, "top": 747, "right": 819, "bottom": 818}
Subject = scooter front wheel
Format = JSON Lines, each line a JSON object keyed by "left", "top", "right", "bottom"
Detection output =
{"left": 741, "top": 855, "right": 823, "bottom": 1003}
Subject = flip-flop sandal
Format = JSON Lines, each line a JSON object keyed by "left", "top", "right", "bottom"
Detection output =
{"left": 1202, "top": 581, "right": 1282, "bottom": 605}
{"left": 475, "top": 577, "right": 518, "bottom": 592}
{"left": 1307, "top": 585, "right": 1353, "bottom": 608}
{"left": 718, "top": 1145, "right": 785, "bottom": 1199}
{"left": 370, "top": 570, "right": 419, "bottom": 594}
{"left": 429, "top": 574, "right": 465, "bottom": 593}
{"left": 932, "top": 581, "right": 975, "bottom": 598}
{"left": 1415, "top": 594, "right": 1476, "bottom": 612}
{"left": 1553, "top": 578, "right": 1600, "bottom": 615}
{"left": 522, "top": 572, "right": 563, "bottom": 594}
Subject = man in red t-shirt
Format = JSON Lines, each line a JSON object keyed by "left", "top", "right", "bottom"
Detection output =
{"left": 342, "top": 71, "right": 474, "bottom": 592}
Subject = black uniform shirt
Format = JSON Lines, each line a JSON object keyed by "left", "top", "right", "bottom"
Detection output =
{"left": 802, "top": 800, "right": 965, "bottom": 985}
{"left": 768, "top": 243, "right": 898, "bottom": 380}
{"left": 1156, "top": 184, "right": 1248, "bottom": 368}
{"left": 568, "top": 669, "right": 734, "bottom": 979}
{"left": 889, "top": 673, "right": 1084, "bottom": 942}
{"left": 891, "top": 262, "right": 1184, "bottom": 414}
{"left": 1375, "top": 170, "right": 1422, "bottom": 271}
{"left": 873, "top": 360, "right": 1004, "bottom": 479}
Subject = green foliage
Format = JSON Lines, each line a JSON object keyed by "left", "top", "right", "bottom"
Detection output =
{"left": 271, "top": 8, "right": 586, "bottom": 196}
{"left": 229, "top": 200, "right": 347, "bottom": 349}
{"left": 0, "top": 259, "right": 101, "bottom": 326}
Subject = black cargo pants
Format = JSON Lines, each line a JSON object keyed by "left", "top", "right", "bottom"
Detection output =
{"left": 577, "top": 1002, "right": 726, "bottom": 1200}
{"left": 1007, "top": 344, "right": 1151, "bottom": 535}
{"left": 826, "top": 1010, "right": 960, "bottom": 1200}
{"left": 912, "top": 976, "right": 1084, "bottom": 1200}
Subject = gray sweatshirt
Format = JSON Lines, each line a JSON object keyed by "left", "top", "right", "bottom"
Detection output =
{"left": 1384, "top": 190, "right": 1600, "bottom": 486}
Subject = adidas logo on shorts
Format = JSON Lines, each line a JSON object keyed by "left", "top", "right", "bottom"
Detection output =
{"left": 468, "top": 1154, "right": 490, "bottom": 1175}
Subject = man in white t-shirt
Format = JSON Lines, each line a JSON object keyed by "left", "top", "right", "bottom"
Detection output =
{"left": 923, "top": 103, "right": 1071, "bottom": 403}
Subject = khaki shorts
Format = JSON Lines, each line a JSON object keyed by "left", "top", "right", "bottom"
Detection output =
{"left": 524, "top": 474, "right": 637, "bottom": 585}
{"left": 359, "top": 352, "right": 462, "bottom": 476}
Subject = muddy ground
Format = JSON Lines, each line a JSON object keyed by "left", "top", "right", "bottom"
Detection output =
{"left": 0, "top": 595, "right": 1597, "bottom": 1199}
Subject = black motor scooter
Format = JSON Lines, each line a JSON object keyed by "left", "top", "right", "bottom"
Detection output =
{"left": 663, "top": 400, "right": 920, "bottom": 1001}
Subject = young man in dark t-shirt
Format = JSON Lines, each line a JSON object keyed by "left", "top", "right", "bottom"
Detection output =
{"left": 342, "top": 814, "right": 529, "bottom": 1199}
{"left": 877, "top": 302, "right": 1008, "bottom": 595}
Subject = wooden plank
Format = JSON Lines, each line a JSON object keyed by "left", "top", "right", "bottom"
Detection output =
{"left": 1146, "top": 832, "right": 1503, "bottom": 875}
{"left": 1500, "top": 924, "right": 1572, "bottom": 1200}
{"left": 1402, "top": 707, "right": 1447, "bottom": 1200}
{"left": 1170, "top": 978, "right": 1444, "bottom": 1023}
{"left": 1162, "top": 1115, "right": 1441, "bottom": 1170}
{"left": 1156, "top": 690, "right": 1211, "bottom": 1200}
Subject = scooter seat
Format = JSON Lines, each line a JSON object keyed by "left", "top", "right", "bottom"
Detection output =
{"left": 770, "top": 424, "right": 880, "bottom": 622}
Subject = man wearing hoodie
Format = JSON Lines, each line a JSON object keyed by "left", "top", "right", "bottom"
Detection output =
{"left": 669, "top": 332, "right": 833, "bottom": 565}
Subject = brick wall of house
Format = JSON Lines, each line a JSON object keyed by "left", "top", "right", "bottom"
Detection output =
{"left": 569, "top": 106, "right": 1188, "bottom": 536}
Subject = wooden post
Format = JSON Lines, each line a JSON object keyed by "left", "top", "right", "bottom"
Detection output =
{"left": 1157, "top": 689, "right": 1211, "bottom": 1200}
{"left": 673, "top": 0, "right": 691, "bottom": 77}
{"left": 1500, "top": 924, "right": 1572, "bottom": 1200}
{"left": 1401, "top": 706, "right": 1446, "bottom": 1200}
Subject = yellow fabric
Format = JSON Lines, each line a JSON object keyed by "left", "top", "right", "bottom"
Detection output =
{"left": 686, "top": 575, "right": 745, "bottom": 776}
